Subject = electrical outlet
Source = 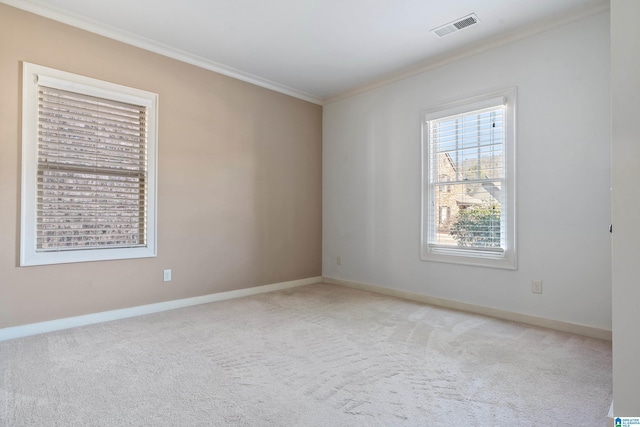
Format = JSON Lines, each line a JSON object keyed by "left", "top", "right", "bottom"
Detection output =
{"left": 532, "top": 280, "right": 542, "bottom": 294}
{"left": 336, "top": 256, "right": 342, "bottom": 265}
{"left": 163, "top": 269, "right": 172, "bottom": 282}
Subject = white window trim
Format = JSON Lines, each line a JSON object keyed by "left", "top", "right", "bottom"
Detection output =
{"left": 420, "top": 87, "right": 517, "bottom": 270}
{"left": 20, "top": 62, "right": 158, "bottom": 266}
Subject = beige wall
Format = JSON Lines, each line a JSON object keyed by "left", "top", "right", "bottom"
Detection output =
{"left": 0, "top": 4, "right": 322, "bottom": 328}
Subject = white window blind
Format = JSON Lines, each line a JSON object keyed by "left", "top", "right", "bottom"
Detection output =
{"left": 427, "top": 104, "right": 505, "bottom": 255}
{"left": 37, "top": 86, "right": 148, "bottom": 251}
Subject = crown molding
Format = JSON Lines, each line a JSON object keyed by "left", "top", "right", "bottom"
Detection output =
{"left": 2, "top": 0, "right": 610, "bottom": 106}
{"left": 324, "top": 0, "right": 610, "bottom": 104}
{"left": 1, "top": 0, "right": 323, "bottom": 105}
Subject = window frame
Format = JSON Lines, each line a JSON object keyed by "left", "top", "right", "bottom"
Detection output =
{"left": 420, "top": 88, "right": 517, "bottom": 270}
{"left": 20, "top": 62, "right": 158, "bottom": 266}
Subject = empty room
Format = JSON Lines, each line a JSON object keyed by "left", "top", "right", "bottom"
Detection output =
{"left": 0, "top": 0, "right": 638, "bottom": 425}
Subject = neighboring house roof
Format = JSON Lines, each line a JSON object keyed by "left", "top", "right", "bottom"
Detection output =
{"left": 456, "top": 182, "right": 501, "bottom": 206}
{"left": 456, "top": 193, "right": 485, "bottom": 206}
{"left": 444, "top": 152, "right": 456, "bottom": 171}
{"left": 481, "top": 181, "right": 501, "bottom": 201}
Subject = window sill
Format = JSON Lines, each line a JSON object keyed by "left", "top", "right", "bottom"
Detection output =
{"left": 20, "top": 246, "right": 156, "bottom": 267}
{"left": 421, "top": 247, "right": 517, "bottom": 270}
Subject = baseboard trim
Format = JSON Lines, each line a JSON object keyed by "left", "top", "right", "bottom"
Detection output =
{"left": 0, "top": 276, "right": 322, "bottom": 342}
{"left": 607, "top": 401, "right": 614, "bottom": 427}
{"left": 324, "top": 277, "right": 612, "bottom": 341}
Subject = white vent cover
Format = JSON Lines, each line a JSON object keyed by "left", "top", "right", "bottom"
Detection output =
{"left": 431, "top": 13, "right": 480, "bottom": 38}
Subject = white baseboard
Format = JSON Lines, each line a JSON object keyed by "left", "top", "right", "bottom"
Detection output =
{"left": 2, "top": 275, "right": 610, "bottom": 343}
{"left": 608, "top": 401, "right": 614, "bottom": 427}
{"left": 0, "top": 276, "right": 322, "bottom": 342}
{"left": 324, "top": 277, "right": 612, "bottom": 341}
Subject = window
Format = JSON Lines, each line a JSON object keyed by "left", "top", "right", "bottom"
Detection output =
{"left": 421, "top": 88, "right": 516, "bottom": 269}
{"left": 21, "top": 63, "right": 158, "bottom": 266}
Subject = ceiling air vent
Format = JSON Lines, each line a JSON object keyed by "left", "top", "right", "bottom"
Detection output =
{"left": 431, "top": 13, "right": 480, "bottom": 38}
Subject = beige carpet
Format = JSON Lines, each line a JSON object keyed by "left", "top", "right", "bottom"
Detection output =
{"left": 0, "top": 283, "right": 612, "bottom": 426}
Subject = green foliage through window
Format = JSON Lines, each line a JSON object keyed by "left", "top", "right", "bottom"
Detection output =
{"left": 449, "top": 203, "right": 501, "bottom": 248}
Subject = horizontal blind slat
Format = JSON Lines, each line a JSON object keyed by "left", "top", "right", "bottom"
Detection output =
{"left": 39, "top": 103, "right": 145, "bottom": 122}
{"left": 39, "top": 101, "right": 144, "bottom": 121}
{"left": 38, "top": 135, "right": 145, "bottom": 152}
{"left": 39, "top": 111, "right": 144, "bottom": 138}
{"left": 38, "top": 119, "right": 145, "bottom": 141}
{"left": 38, "top": 153, "right": 146, "bottom": 170}
{"left": 40, "top": 87, "right": 146, "bottom": 115}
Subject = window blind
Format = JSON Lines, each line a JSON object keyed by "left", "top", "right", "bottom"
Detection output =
{"left": 427, "top": 104, "right": 505, "bottom": 254}
{"left": 36, "top": 86, "right": 148, "bottom": 251}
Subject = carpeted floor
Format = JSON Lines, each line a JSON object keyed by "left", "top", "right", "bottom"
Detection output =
{"left": 0, "top": 283, "right": 612, "bottom": 426}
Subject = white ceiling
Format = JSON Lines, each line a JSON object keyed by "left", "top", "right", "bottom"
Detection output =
{"left": 4, "top": 0, "right": 608, "bottom": 103}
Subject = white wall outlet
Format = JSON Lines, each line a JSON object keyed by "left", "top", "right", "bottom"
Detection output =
{"left": 163, "top": 269, "right": 172, "bottom": 282}
{"left": 532, "top": 280, "right": 542, "bottom": 294}
{"left": 336, "top": 256, "right": 342, "bottom": 265}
